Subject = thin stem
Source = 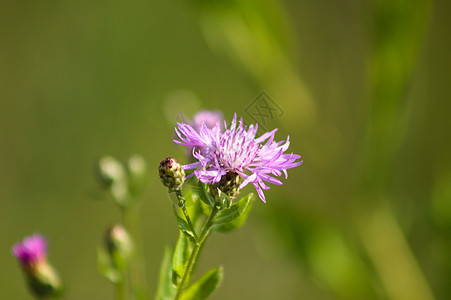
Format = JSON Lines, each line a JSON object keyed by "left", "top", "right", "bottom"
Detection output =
{"left": 115, "top": 279, "right": 125, "bottom": 300}
{"left": 174, "top": 205, "right": 220, "bottom": 300}
{"left": 175, "top": 189, "right": 198, "bottom": 241}
{"left": 122, "top": 205, "right": 149, "bottom": 299}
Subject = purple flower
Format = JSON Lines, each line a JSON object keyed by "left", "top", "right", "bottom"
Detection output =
{"left": 12, "top": 234, "right": 62, "bottom": 297}
{"left": 174, "top": 114, "right": 302, "bottom": 202}
{"left": 12, "top": 234, "right": 47, "bottom": 267}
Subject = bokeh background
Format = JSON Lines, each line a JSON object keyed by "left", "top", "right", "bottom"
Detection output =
{"left": 1, "top": 0, "right": 450, "bottom": 299}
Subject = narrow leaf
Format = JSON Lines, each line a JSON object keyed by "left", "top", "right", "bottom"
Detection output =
{"left": 197, "top": 182, "right": 215, "bottom": 207}
{"left": 182, "top": 266, "right": 224, "bottom": 300}
{"left": 185, "top": 186, "right": 204, "bottom": 226}
{"left": 172, "top": 233, "right": 190, "bottom": 286}
{"left": 184, "top": 186, "right": 200, "bottom": 206}
{"left": 214, "top": 193, "right": 254, "bottom": 225}
{"left": 176, "top": 215, "right": 198, "bottom": 245}
{"left": 155, "top": 246, "right": 176, "bottom": 300}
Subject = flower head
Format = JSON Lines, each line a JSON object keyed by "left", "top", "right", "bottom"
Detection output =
{"left": 12, "top": 234, "right": 47, "bottom": 267}
{"left": 174, "top": 114, "right": 302, "bottom": 202}
{"left": 12, "top": 234, "right": 63, "bottom": 297}
{"left": 104, "top": 224, "right": 134, "bottom": 271}
{"left": 159, "top": 157, "right": 186, "bottom": 190}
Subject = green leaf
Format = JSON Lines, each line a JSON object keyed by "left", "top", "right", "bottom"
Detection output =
{"left": 172, "top": 233, "right": 190, "bottom": 286}
{"left": 213, "top": 193, "right": 254, "bottom": 233}
{"left": 155, "top": 246, "right": 177, "bottom": 300}
{"left": 97, "top": 247, "right": 122, "bottom": 283}
{"left": 182, "top": 266, "right": 224, "bottom": 300}
{"left": 184, "top": 186, "right": 204, "bottom": 225}
{"left": 216, "top": 190, "right": 232, "bottom": 210}
{"left": 196, "top": 182, "right": 215, "bottom": 207}
{"left": 176, "top": 214, "right": 198, "bottom": 245}
{"left": 199, "top": 199, "right": 211, "bottom": 218}
{"left": 213, "top": 193, "right": 254, "bottom": 226}
{"left": 184, "top": 186, "right": 200, "bottom": 206}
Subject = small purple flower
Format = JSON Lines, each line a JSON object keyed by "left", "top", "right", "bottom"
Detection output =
{"left": 12, "top": 234, "right": 47, "bottom": 267}
{"left": 12, "top": 234, "right": 62, "bottom": 297}
{"left": 174, "top": 114, "right": 302, "bottom": 202}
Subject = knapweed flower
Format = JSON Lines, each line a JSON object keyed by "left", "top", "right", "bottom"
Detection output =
{"left": 12, "top": 234, "right": 62, "bottom": 297}
{"left": 12, "top": 234, "right": 47, "bottom": 267}
{"left": 174, "top": 114, "right": 302, "bottom": 202}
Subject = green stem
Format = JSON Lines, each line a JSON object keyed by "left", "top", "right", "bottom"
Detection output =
{"left": 175, "top": 189, "right": 198, "bottom": 241}
{"left": 174, "top": 205, "right": 220, "bottom": 300}
{"left": 115, "top": 279, "right": 125, "bottom": 300}
{"left": 122, "top": 205, "right": 149, "bottom": 299}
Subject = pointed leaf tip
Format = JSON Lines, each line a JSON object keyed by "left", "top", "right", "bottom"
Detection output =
{"left": 182, "top": 266, "right": 224, "bottom": 300}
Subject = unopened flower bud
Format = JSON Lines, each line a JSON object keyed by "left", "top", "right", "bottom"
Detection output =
{"left": 128, "top": 155, "right": 147, "bottom": 181}
{"left": 12, "top": 234, "right": 63, "bottom": 298}
{"left": 96, "top": 156, "right": 126, "bottom": 187}
{"left": 159, "top": 157, "right": 185, "bottom": 190}
{"left": 104, "top": 225, "right": 133, "bottom": 271}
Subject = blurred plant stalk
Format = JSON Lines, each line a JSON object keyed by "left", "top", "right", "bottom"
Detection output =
{"left": 355, "top": 1, "right": 436, "bottom": 300}
{"left": 357, "top": 203, "right": 435, "bottom": 300}
{"left": 96, "top": 155, "right": 149, "bottom": 299}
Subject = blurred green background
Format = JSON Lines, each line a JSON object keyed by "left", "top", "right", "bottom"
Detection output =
{"left": 1, "top": 0, "right": 450, "bottom": 299}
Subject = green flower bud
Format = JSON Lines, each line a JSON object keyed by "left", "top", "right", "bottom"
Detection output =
{"left": 104, "top": 225, "right": 134, "bottom": 271}
{"left": 96, "top": 156, "right": 126, "bottom": 187}
{"left": 158, "top": 157, "right": 186, "bottom": 191}
{"left": 128, "top": 155, "right": 147, "bottom": 180}
{"left": 26, "top": 261, "right": 63, "bottom": 298}
{"left": 127, "top": 155, "right": 147, "bottom": 195}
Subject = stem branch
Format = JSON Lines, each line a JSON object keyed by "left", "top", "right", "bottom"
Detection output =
{"left": 174, "top": 205, "right": 220, "bottom": 300}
